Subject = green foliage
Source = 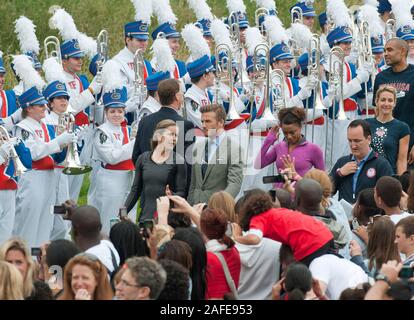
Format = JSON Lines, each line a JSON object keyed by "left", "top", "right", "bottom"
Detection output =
{"left": 1, "top": 0, "right": 360, "bottom": 88}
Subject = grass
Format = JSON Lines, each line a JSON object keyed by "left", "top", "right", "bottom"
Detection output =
{"left": 0, "top": 0, "right": 360, "bottom": 204}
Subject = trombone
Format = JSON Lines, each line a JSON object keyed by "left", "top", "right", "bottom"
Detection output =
{"left": 357, "top": 20, "right": 373, "bottom": 117}
{"left": 326, "top": 46, "right": 347, "bottom": 168}
{"left": 291, "top": 6, "right": 303, "bottom": 24}
{"left": 270, "top": 68, "right": 286, "bottom": 118}
{"left": 132, "top": 49, "right": 147, "bottom": 122}
{"left": 385, "top": 19, "right": 396, "bottom": 41}
{"left": 228, "top": 11, "right": 245, "bottom": 91}
{"left": 59, "top": 113, "right": 92, "bottom": 175}
{"left": 214, "top": 43, "right": 241, "bottom": 120}
{"left": 44, "top": 36, "right": 62, "bottom": 65}
{"left": 93, "top": 29, "right": 109, "bottom": 126}
{"left": 0, "top": 126, "right": 27, "bottom": 177}
{"left": 255, "top": 8, "right": 269, "bottom": 36}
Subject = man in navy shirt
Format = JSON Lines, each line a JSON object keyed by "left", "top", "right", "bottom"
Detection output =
{"left": 373, "top": 39, "right": 414, "bottom": 166}
{"left": 330, "top": 120, "right": 393, "bottom": 204}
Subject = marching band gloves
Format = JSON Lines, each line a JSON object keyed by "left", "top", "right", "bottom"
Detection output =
{"left": 305, "top": 74, "right": 319, "bottom": 91}
{"left": 0, "top": 140, "right": 14, "bottom": 160}
{"left": 89, "top": 72, "right": 103, "bottom": 95}
{"left": 125, "top": 94, "right": 145, "bottom": 113}
{"left": 297, "top": 86, "right": 313, "bottom": 100}
{"left": 56, "top": 132, "right": 77, "bottom": 147}
{"left": 218, "top": 88, "right": 230, "bottom": 102}
{"left": 74, "top": 125, "right": 90, "bottom": 143}
{"left": 356, "top": 62, "right": 373, "bottom": 84}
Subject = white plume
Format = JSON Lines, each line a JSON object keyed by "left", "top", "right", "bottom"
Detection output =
{"left": 264, "top": 15, "right": 289, "bottom": 45}
{"left": 78, "top": 32, "right": 97, "bottom": 59}
{"left": 153, "top": 0, "right": 178, "bottom": 25}
{"left": 245, "top": 27, "right": 264, "bottom": 56}
{"left": 102, "top": 60, "right": 124, "bottom": 93}
{"left": 359, "top": 3, "right": 384, "bottom": 37}
{"left": 210, "top": 19, "right": 233, "bottom": 48}
{"left": 364, "top": 0, "right": 378, "bottom": 6}
{"left": 326, "top": 0, "right": 352, "bottom": 28}
{"left": 49, "top": 8, "right": 97, "bottom": 58}
{"left": 12, "top": 54, "right": 45, "bottom": 91}
{"left": 151, "top": 38, "right": 175, "bottom": 73}
{"left": 290, "top": 22, "right": 313, "bottom": 49}
{"left": 187, "top": 0, "right": 213, "bottom": 20}
{"left": 0, "top": 51, "right": 3, "bottom": 59}
{"left": 227, "top": 0, "right": 246, "bottom": 13}
{"left": 42, "top": 57, "right": 66, "bottom": 83}
{"left": 130, "top": 0, "right": 152, "bottom": 24}
{"left": 390, "top": 0, "right": 414, "bottom": 29}
{"left": 182, "top": 23, "right": 211, "bottom": 59}
{"left": 14, "top": 16, "right": 40, "bottom": 54}
{"left": 255, "top": 0, "right": 276, "bottom": 11}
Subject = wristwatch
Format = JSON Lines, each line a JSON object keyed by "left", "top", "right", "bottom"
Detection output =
{"left": 375, "top": 273, "right": 391, "bottom": 286}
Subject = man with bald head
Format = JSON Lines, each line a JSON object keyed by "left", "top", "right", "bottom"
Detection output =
{"left": 373, "top": 38, "right": 414, "bottom": 167}
{"left": 71, "top": 205, "right": 120, "bottom": 274}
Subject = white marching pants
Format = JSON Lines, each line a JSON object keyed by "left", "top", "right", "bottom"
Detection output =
{"left": 13, "top": 170, "right": 57, "bottom": 248}
{"left": 92, "top": 167, "right": 133, "bottom": 235}
{"left": 87, "top": 159, "right": 101, "bottom": 209}
{"left": 324, "top": 119, "right": 351, "bottom": 171}
{"left": 0, "top": 189, "right": 16, "bottom": 246}
{"left": 67, "top": 174, "right": 84, "bottom": 203}
{"left": 50, "top": 168, "right": 71, "bottom": 241}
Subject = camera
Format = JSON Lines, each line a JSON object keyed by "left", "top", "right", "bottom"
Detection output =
{"left": 263, "top": 174, "right": 286, "bottom": 184}
{"left": 139, "top": 219, "right": 155, "bottom": 238}
{"left": 398, "top": 266, "right": 414, "bottom": 279}
{"left": 31, "top": 247, "right": 41, "bottom": 257}
{"left": 119, "top": 207, "right": 128, "bottom": 219}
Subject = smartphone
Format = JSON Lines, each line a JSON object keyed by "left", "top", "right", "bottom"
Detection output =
{"left": 398, "top": 266, "right": 414, "bottom": 279}
{"left": 31, "top": 247, "right": 41, "bottom": 257}
{"left": 119, "top": 207, "right": 128, "bottom": 219}
{"left": 139, "top": 219, "right": 155, "bottom": 238}
{"left": 51, "top": 205, "right": 66, "bottom": 215}
{"left": 263, "top": 174, "right": 285, "bottom": 184}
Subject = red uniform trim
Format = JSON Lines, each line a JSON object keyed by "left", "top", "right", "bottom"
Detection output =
{"left": 1, "top": 90, "right": 8, "bottom": 118}
{"left": 306, "top": 116, "right": 325, "bottom": 125}
{"left": 0, "top": 164, "right": 17, "bottom": 190}
{"left": 225, "top": 114, "right": 250, "bottom": 130}
{"left": 104, "top": 126, "right": 134, "bottom": 171}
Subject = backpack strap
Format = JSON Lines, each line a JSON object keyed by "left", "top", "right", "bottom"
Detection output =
{"left": 212, "top": 252, "right": 239, "bottom": 300}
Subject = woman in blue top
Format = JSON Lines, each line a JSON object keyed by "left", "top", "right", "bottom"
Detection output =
{"left": 366, "top": 86, "right": 410, "bottom": 174}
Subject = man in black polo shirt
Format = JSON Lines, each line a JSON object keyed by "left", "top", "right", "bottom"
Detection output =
{"left": 373, "top": 38, "right": 414, "bottom": 165}
{"left": 330, "top": 120, "right": 393, "bottom": 204}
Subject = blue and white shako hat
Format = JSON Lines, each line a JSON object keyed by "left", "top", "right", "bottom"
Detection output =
{"left": 244, "top": 26, "right": 267, "bottom": 72}
{"left": 187, "top": 55, "right": 215, "bottom": 79}
{"left": 126, "top": 0, "right": 153, "bottom": 40}
{"left": 246, "top": 55, "right": 266, "bottom": 73}
{"left": 60, "top": 39, "right": 85, "bottom": 59}
{"left": 371, "top": 36, "right": 385, "bottom": 54}
{"left": 297, "top": 52, "right": 325, "bottom": 74}
{"left": 263, "top": 14, "right": 292, "bottom": 62}
{"left": 258, "top": 9, "right": 277, "bottom": 31}
{"left": 318, "top": 12, "right": 327, "bottom": 29}
{"left": 290, "top": 0, "right": 317, "bottom": 18}
{"left": 377, "top": 0, "right": 392, "bottom": 15}
{"left": 0, "top": 51, "right": 5, "bottom": 74}
{"left": 327, "top": 26, "right": 353, "bottom": 48}
{"left": 326, "top": 0, "right": 353, "bottom": 48}
{"left": 270, "top": 43, "right": 294, "bottom": 62}
{"left": 102, "top": 60, "right": 128, "bottom": 108}
{"left": 226, "top": 0, "right": 249, "bottom": 29}
{"left": 43, "top": 56, "right": 69, "bottom": 100}
{"left": 211, "top": 52, "right": 237, "bottom": 70}
{"left": 152, "top": 0, "right": 179, "bottom": 40}
{"left": 147, "top": 71, "right": 171, "bottom": 91}
{"left": 187, "top": 0, "right": 214, "bottom": 37}
{"left": 43, "top": 81, "right": 69, "bottom": 101}
{"left": 391, "top": 0, "right": 414, "bottom": 41}
{"left": 13, "top": 54, "right": 47, "bottom": 108}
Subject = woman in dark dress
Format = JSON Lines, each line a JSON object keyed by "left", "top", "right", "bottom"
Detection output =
{"left": 124, "top": 120, "right": 187, "bottom": 221}
{"left": 366, "top": 86, "right": 410, "bottom": 175}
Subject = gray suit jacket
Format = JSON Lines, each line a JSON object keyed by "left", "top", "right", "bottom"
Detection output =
{"left": 188, "top": 134, "right": 244, "bottom": 204}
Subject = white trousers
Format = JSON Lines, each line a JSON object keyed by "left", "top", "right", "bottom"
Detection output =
{"left": 0, "top": 189, "right": 16, "bottom": 246}
{"left": 50, "top": 168, "right": 71, "bottom": 241}
{"left": 92, "top": 167, "right": 133, "bottom": 235}
{"left": 13, "top": 170, "right": 57, "bottom": 248}
{"left": 87, "top": 159, "right": 101, "bottom": 209}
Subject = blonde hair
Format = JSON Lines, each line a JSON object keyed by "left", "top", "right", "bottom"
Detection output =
{"left": 208, "top": 191, "right": 237, "bottom": 223}
{"left": 0, "top": 261, "right": 24, "bottom": 300}
{"left": 375, "top": 86, "right": 397, "bottom": 106}
{"left": 0, "top": 237, "right": 35, "bottom": 297}
{"left": 151, "top": 119, "right": 177, "bottom": 151}
{"left": 303, "top": 169, "right": 333, "bottom": 209}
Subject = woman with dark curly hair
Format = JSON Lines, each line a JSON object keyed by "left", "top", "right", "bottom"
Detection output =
{"left": 255, "top": 107, "right": 325, "bottom": 180}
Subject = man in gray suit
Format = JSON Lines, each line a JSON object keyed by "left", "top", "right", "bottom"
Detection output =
{"left": 188, "top": 104, "right": 244, "bottom": 204}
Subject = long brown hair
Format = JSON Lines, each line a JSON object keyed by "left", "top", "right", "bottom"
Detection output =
{"left": 303, "top": 169, "right": 333, "bottom": 209}
{"left": 60, "top": 254, "right": 113, "bottom": 300}
{"left": 200, "top": 208, "right": 235, "bottom": 248}
{"left": 151, "top": 119, "right": 177, "bottom": 151}
{"left": 208, "top": 191, "right": 237, "bottom": 223}
{"left": 367, "top": 216, "right": 400, "bottom": 271}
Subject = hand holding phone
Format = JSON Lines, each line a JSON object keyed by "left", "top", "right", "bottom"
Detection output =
{"left": 31, "top": 247, "right": 41, "bottom": 257}
{"left": 398, "top": 266, "right": 414, "bottom": 279}
{"left": 119, "top": 207, "right": 128, "bottom": 219}
{"left": 139, "top": 219, "right": 155, "bottom": 238}
{"left": 263, "top": 174, "right": 286, "bottom": 184}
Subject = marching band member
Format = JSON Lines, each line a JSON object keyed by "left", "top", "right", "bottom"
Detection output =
{"left": 12, "top": 55, "right": 75, "bottom": 248}
{"left": 91, "top": 61, "right": 135, "bottom": 234}
{"left": 188, "top": 0, "right": 215, "bottom": 49}
{"left": 13, "top": 16, "right": 42, "bottom": 97}
{"left": 264, "top": 15, "right": 317, "bottom": 110}
{"left": 392, "top": 0, "right": 414, "bottom": 65}
{"left": 43, "top": 57, "right": 72, "bottom": 241}
{"left": 318, "top": 13, "right": 331, "bottom": 58}
{"left": 0, "top": 52, "right": 22, "bottom": 132}
{"left": 151, "top": 0, "right": 187, "bottom": 80}
{"left": 112, "top": 0, "right": 153, "bottom": 120}
{"left": 183, "top": 24, "right": 215, "bottom": 130}
{"left": 378, "top": 0, "right": 393, "bottom": 25}
{"left": 289, "top": 0, "right": 317, "bottom": 31}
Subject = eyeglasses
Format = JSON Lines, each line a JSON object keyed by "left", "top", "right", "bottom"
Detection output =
{"left": 119, "top": 278, "right": 140, "bottom": 288}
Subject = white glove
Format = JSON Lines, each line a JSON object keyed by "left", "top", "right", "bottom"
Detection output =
{"left": 0, "top": 141, "right": 14, "bottom": 159}
{"left": 297, "top": 86, "right": 312, "bottom": 100}
{"left": 74, "top": 125, "right": 90, "bottom": 143}
{"left": 55, "top": 132, "right": 77, "bottom": 147}
{"left": 356, "top": 68, "right": 370, "bottom": 84}
{"left": 305, "top": 75, "right": 318, "bottom": 91}
{"left": 362, "top": 61, "right": 374, "bottom": 74}
{"left": 218, "top": 88, "right": 230, "bottom": 102}
{"left": 125, "top": 95, "right": 142, "bottom": 113}
{"left": 89, "top": 72, "right": 103, "bottom": 94}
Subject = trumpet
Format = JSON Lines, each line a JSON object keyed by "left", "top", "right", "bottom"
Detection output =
{"left": 270, "top": 69, "right": 286, "bottom": 117}
{"left": 357, "top": 20, "right": 373, "bottom": 117}
{"left": 0, "top": 126, "right": 27, "bottom": 177}
{"left": 44, "top": 36, "right": 62, "bottom": 65}
{"left": 214, "top": 43, "right": 241, "bottom": 121}
{"left": 385, "top": 19, "right": 396, "bottom": 41}
{"left": 59, "top": 113, "right": 92, "bottom": 175}
{"left": 228, "top": 11, "right": 245, "bottom": 91}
